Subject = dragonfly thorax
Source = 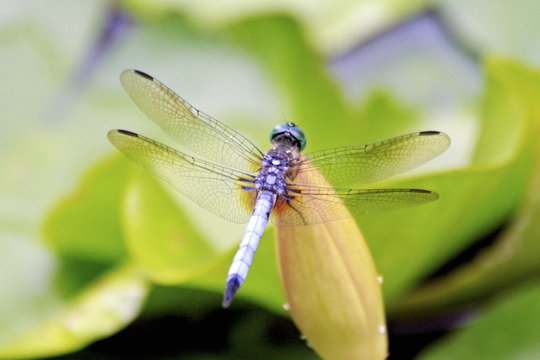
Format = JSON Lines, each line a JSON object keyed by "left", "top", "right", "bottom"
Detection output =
{"left": 254, "top": 149, "right": 292, "bottom": 195}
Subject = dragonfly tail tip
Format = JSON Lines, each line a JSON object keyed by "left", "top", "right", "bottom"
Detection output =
{"left": 222, "top": 276, "right": 242, "bottom": 308}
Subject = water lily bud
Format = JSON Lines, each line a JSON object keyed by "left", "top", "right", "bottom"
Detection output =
{"left": 276, "top": 217, "right": 387, "bottom": 359}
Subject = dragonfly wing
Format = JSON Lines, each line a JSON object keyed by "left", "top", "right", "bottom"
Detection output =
{"left": 108, "top": 129, "right": 256, "bottom": 223}
{"left": 273, "top": 155, "right": 438, "bottom": 226}
{"left": 273, "top": 186, "right": 437, "bottom": 226}
{"left": 120, "top": 69, "right": 264, "bottom": 173}
{"left": 300, "top": 131, "right": 450, "bottom": 188}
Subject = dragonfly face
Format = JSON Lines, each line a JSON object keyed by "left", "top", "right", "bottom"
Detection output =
{"left": 108, "top": 69, "right": 450, "bottom": 307}
{"left": 269, "top": 122, "right": 306, "bottom": 151}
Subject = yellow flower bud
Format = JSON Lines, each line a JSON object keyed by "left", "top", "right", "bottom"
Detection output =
{"left": 276, "top": 217, "right": 387, "bottom": 359}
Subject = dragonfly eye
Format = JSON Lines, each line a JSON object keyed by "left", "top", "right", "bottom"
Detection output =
{"left": 269, "top": 123, "right": 307, "bottom": 150}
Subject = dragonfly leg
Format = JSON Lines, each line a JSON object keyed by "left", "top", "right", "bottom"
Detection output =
{"left": 285, "top": 199, "right": 308, "bottom": 225}
{"left": 239, "top": 176, "right": 256, "bottom": 191}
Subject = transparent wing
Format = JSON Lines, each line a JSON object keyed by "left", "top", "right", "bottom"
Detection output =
{"left": 108, "top": 129, "right": 256, "bottom": 223}
{"left": 272, "top": 154, "right": 439, "bottom": 226}
{"left": 273, "top": 186, "right": 437, "bottom": 226}
{"left": 300, "top": 131, "right": 450, "bottom": 188}
{"left": 120, "top": 69, "right": 264, "bottom": 173}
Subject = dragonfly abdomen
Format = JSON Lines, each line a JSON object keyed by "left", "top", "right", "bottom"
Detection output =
{"left": 223, "top": 190, "right": 277, "bottom": 307}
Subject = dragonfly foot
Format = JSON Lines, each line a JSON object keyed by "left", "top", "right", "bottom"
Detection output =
{"left": 223, "top": 276, "right": 242, "bottom": 308}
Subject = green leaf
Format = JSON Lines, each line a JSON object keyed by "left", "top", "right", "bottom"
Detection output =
{"left": 418, "top": 281, "right": 540, "bottom": 359}
{"left": 0, "top": 258, "right": 149, "bottom": 359}
{"left": 473, "top": 58, "right": 540, "bottom": 164}
{"left": 361, "top": 165, "right": 529, "bottom": 306}
{"left": 351, "top": 89, "right": 421, "bottom": 143}
{"left": 377, "top": 59, "right": 540, "bottom": 315}
{"left": 359, "top": 59, "right": 539, "bottom": 307}
{"left": 121, "top": 167, "right": 219, "bottom": 283}
{"left": 227, "top": 14, "right": 352, "bottom": 150}
{"left": 42, "top": 155, "right": 130, "bottom": 263}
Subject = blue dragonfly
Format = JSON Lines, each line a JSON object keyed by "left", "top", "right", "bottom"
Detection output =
{"left": 108, "top": 69, "right": 450, "bottom": 307}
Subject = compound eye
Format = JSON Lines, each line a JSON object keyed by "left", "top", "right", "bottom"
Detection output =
{"left": 269, "top": 123, "right": 307, "bottom": 150}
{"left": 288, "top": 126, "right": 306, "bottom": 151}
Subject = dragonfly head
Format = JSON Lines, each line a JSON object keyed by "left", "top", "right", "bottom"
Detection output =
{"left": 270, "top": 122, "right": 306, "bottom": 151}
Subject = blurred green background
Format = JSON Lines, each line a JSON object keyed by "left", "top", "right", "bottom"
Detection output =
{"left": 2, "top": 0, "right": 540, "bottom": 359}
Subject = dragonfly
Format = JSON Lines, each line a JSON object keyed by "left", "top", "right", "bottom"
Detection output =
{"left": 108, "top": 69, "right": 450, "bottom": 308}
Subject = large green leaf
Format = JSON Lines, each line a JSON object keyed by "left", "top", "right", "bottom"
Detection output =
{"left": 0, "top": 256, "right": 149, "bottom": 359}
{"left": 120, "top": 168, "right": 219, "bottom": 284}
{"left": 383, "top": 59, "right": 540, "bottom": 315}
{"left": 418, "top": 280, "right": 540, "bottom": 359}
{"left": 361, "top": 164, "right": 530, "bottom": 305}
{"left": 42, "top": 156, "right": 129, "bottom": 262}
{"left": 227, "top": 14, "right": 352, "bottom": 149}
{"left": 364, "top": 59, "right": 539, "bottom": 309}
{"left": 350, "top": 90, "right": 420, "bottom": 143}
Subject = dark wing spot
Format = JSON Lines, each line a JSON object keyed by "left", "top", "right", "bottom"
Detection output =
{"left": 133, "top": 69, "right": 154, "bottom": 81}
{"left": 419, "top": 131, "right": 441, "bottom": 136}
{"left": 409, "top": 189, "right": 432, "bottom": 194}
{"left": 116, "top": 129, "right": 139, "bottom": 137}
